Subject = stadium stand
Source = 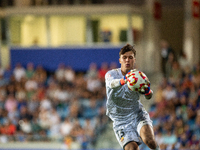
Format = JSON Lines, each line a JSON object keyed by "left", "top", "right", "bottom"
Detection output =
{"left": 1, "top": 59, "right": 200, "bottom": 150}
{"left": 0, "top": 62, "right": 110, "bottom": 149}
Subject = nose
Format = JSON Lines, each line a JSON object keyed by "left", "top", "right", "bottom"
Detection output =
{"left": 126, "top": 57, "right": 130, "bottom": 62}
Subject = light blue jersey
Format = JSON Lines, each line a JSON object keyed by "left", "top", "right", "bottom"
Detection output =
{"left": 105, "top": 68, "right": 146, "bottom": 124}
{"left": 105, "top": 68, "right": 153, "bottom": 147}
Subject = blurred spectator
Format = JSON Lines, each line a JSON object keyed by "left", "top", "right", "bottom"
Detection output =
{"left": 13, "top": 63, "right": 26, "bottom": 82}
{"left": 86, "top": 75, "right": 102, "bottom": 92}
{"left": 60, "top": 117, "right": 73, "bottom": 136}
{"left": 19, "top": 106, "right": 33, "bottom": 121}
{"left": 55, "top": 63, "right": 65, "bottom": 82}
{"left": 155, "top": 130, "right": 164, "bottom": 146}
{"left": 160, "top": 39, "right": 175, "bottom": 77}
{"left": 0, "top": 93, "right": 5, "bottom": 109}
{"left": 48, "top": 108, "right": 61, "bottom": 139}
{"left": 19, "top": 119, "right": 32, "bottom": 134}
{"left": 82, "top": 96, "right": 99, "bottom": 119}
{"left": 26, "top": 62, "right": 35, "bottom": 79}
{"left": 154, "top": 85, "right": 164, "bottom": 104}
{"left": 98, "top": 62, "right": 109, "bottom": 83}
{"left": 189, "top": 134, "right": 200, "bottom": 149}
{"left": 0, "top": 74, "right": 8, "bottom": 87}
{"left": 40, "top": 96, "right": 52, "bottom": 110}
{"left": 36, "top": 86, "right": 46, "bottom": 101}
{"left": 165, "top": 52, "right": 175, "bottom": 79}
{"left": 64, "top": 66, "right": 75, "bottom": 84}
{"left": 34, "top": 65, "right": 47, "bottom": 86}
{"left": 162, "top": 130, "right": 177, "bottom": 149}
{"left": 85, "top": 62, "right": 98, "bottom": 79}
{"left": 178, "top": 51, "right": 190, "bottom": 70}
{"left": 0, "top": 119, "right": 16, "bottom": 135}
{"left": 53, "top": 84, "right": 70, "bottom": 102}
{"left": 162, "top": 84, "right": 176, "bottom": 101}
{"left": 193, "top": 62, "right": 200, "bottom": 75}
{"left": 169, "top": 61, "right": 182, "bottom": 85}
{"left": 28, "top": 94, "right": 40, "bottom": 113}
{"left": 4, "top": 94, "right": 18, "bottom": 113}
{"left": 68, "top": 99, "right": 80, "bottom": 119}
{"left": 38, "top": 108, "right": 51, "bottom": 130}
{"left": 25, "top": 76, "right": 38, "bottom": 92}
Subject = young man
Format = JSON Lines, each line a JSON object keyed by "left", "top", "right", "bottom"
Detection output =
{"left": 105, "top": 44, "right": 160, "bottom": 150}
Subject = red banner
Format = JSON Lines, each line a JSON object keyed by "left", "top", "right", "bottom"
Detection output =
{"left": 154, "top": 1, "right": 162, "bottom": 20}
{"left": 193, "top": 0, "right": 200, "bottom": 18}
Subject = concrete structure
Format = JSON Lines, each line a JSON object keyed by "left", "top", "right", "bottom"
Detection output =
{"left": 0, "top": 0, "right": 199, "bottom": 74}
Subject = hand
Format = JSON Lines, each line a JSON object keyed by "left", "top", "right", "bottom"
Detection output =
{"left": 138, "top": 80, "right": 151, "bottom": 95}
{"left": 120, "top": 69, "right": 137, "bottom": 86}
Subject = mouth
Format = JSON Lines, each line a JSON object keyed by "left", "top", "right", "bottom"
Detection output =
{"left": 126, "top": 64, "right": 130, "bottom": 67}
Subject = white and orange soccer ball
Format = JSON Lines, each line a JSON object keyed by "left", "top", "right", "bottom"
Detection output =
{"left": 126, "top": 70, "right": 149, "bottom": 92}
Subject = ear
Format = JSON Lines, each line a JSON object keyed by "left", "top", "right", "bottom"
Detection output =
{"left": 119, "top": 58, "right": 121, "bottom": 64}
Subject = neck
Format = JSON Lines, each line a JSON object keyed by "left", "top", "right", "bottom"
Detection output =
{"left": 121, "top": 69, "right": 129, "bottom": 76}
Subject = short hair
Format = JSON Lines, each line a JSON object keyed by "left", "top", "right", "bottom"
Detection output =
{"left": 119, "top": 44, "right": 136, "bottom": 57}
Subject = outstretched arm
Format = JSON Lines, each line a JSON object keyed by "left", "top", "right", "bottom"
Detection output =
{"left": 105, "top": 71, "right": 129, "bottom": 89}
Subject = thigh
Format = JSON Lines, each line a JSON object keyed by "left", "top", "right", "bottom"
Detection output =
{"left": 140, "top": 124, "right": 155, "bottom": 141}
{"left": 136, "top": 110, "right": 153, "bottom": 135}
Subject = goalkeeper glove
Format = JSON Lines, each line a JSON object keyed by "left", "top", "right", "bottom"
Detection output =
{"left": 139, "top": 80, "right": 152, "bottom": 95}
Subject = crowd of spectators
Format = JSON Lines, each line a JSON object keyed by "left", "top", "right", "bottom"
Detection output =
{"left": 0, "top": 61, "right": 114, "bottom": 149}
{"left": 143, "top": 57, "right": 200, "bottom": 150}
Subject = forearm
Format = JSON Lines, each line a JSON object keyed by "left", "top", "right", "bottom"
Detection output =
{"left": 109, "top": 79, "right": 121, "bottom": 88}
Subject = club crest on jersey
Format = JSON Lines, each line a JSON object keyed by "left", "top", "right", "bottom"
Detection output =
{"left": 105, "top": 73, "right": 111, "bottom": 79}
{"left": 120, "top": 137, "right": 124, "bottom": 142}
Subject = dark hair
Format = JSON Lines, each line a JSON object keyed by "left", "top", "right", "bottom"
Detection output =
{"left": 119, "top": 44, "right": 136, "bottom": 57}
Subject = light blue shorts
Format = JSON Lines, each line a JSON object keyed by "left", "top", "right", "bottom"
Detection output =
{"left": 113, "top": 111, "right": 153, "bottom": 148}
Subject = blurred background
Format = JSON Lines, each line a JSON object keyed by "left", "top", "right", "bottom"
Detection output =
{"left": 0, "top": 0, "right": 200, "bottom": 149}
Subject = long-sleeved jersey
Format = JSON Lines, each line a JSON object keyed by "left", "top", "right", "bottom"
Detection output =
{"left": 105, "top": 68, "right": 147, "bottom": 126}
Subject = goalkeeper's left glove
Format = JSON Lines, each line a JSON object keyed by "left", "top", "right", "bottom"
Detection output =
{"left": 139, "top": 80, "right": 152, "bottom": 95}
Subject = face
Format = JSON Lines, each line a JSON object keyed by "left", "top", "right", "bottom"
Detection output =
{"left": 119, "top": 51, "right": 136, "bottom": 74}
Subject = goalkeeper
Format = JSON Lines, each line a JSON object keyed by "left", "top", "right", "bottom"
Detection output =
{"left": 105, "top": 44, "right": 160, "bottom": 150}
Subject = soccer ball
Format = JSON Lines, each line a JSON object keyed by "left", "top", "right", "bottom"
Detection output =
{"left": 127, "top": 70, "right": 149, "bottom": 92}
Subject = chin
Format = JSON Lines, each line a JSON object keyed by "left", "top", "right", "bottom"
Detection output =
{"left": 126, "top": 67, "right": 132, "bottom": 70}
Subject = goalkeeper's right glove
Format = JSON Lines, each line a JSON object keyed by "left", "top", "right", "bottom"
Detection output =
{"left": 120, "top": 74, "right": 128, "bottom": 86}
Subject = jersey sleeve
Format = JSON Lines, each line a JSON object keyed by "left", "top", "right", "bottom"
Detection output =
{"left": 105, "top": 71, "right": 121, "bottom": 89}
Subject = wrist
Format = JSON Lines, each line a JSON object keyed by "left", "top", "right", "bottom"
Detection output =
{"left": 120, "top": 78, "right": 126, "bottom": 85}
{"left": 145, "top": 89, "right": 152, "bottom": 96}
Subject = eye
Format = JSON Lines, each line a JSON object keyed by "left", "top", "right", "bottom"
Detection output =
{"left": 129, "top": 56, "right": 133, "bottom": 59}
